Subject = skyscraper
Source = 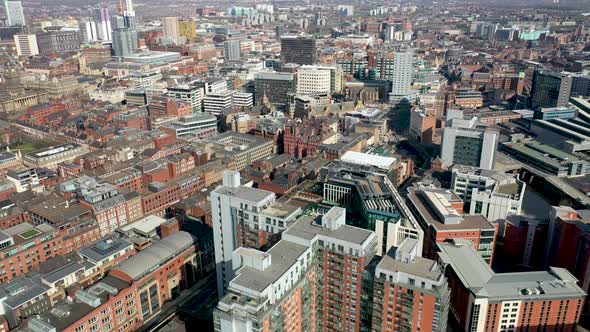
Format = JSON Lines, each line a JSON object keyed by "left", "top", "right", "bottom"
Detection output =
{"left": 14, "top": 34, "right": 38, "bottom": 56}
{"left": 4, "top": 0, "right": 25, "bottom": 26}
{"left": 388, "top": 50, "right": 415, "bottom": 104}
{"left": 211, "top": 171, "right": 301, "bottom": 297}
{"left": 371, "top": 238, "right": 450, "bottom": 332}
{"left": 214, "top": 206, "right": 377, "bottom": 331}
{"left": 280, "top": 35, "right": 317, "bottom": 65}
{"left": 79, "top": 17, "right": 98, "bottom": 44}
{"left": 223, "top": 39, "right": 241, "bottom": 61}
{"left": 162, "top": 16, "right": 180, "bottom": 44}
{"left": 111, "top": 15, "right": 138, "bottom": 58}
{"left": 95, "top": 7, "right": 112, "bottom": 41}
{"left": 440, "top": 110, "right": 499, "bottom": 170}
{"left": 530, "top": 70, "right": 572, "bottom": 109}
{"left": 179, "top": 20, "right": 197, "bottom": 41}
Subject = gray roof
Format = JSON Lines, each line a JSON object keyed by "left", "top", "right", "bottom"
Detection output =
{"left": 1, "top": 276, "right": 50, "bottom": 309}
{"left": 78, "top": 238, "right": 133, "bottom": 263}
{"left": 41, "top": 262, "right": 85, "bottom": 285}
{"left": 231, "top": 240, "right": 308, "bottom": 293}
{"left": 213, "top": 185, "right": 274, "bottom": 204}
{"left": 283, "top": 214, "right": 374, "bottom": 245}
{"left": 112, "top": 231, "right": 195, "bottom": 281}
{"left": 377, "top": 255, "right": 443, "bottom": 282}
{"left": 438, "top": 242, "right": 586, "bottom": 301}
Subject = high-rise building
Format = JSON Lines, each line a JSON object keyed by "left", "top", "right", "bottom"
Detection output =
{"left": 211, "top": 171, "right": 301, "bottom": 296}
{"left": 530, "top": 70, "right": 572, "bottom": 109}
{"left": 223, "top": 39, "right": 241, "bottom": 61}
{"left": 371, "top": 238, "right": 450, "bottom": 332}
{"left": 95, "top": 7, "right": 112, "bottom": 41}
{"left": 4, "top": 0, "right": 25, "bottom": 26}
{"left": 388, "top": 50, "right": 415, "bottom": 104}
{"left": 79, "top": 17, "right": 98, "bottom": 44}
{"left": 440, "top": 110, "right": 499, "bottom": 170}
{"left": 111, "top": 15, "right": 138, "bottom": 58}
{"left": 438, "top": 240, "right": 586, "bottom": 332}
{"left": 13, "top": 34, "right": 38, "bottom": 56}
{"left": 295, "top": 65, "right": 336, "bottom": 94}
{"left": 280, "top": 35, "right": 317, "bottom": 65}
{"left": 451, "top": 166, "right": 526, "bottom": 221}
{"left": 254, "top": 72, "right": 295, "bottom": 106}
{"left": 36, "top": 28, "right": 81, "bottom": 54}
{"left": 546, "top": 206, "right": 590, "bottom": 297}
{"left": 179, "top": 20, "right": 197, "bottom": 41}
{"left": 214, "top": 206, "right": 377, "bottom": 331}
{"left": 162, "top": 16, "right": 180, "bottom": 44}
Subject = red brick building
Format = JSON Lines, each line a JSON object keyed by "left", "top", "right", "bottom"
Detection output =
{"left": 283, "top": 119, "right": 335, "bottom": 159}
{"left": 438, "top": 240, "right": 585, "bottom": 332}
{"left": 407, "top": 187, "right": 498, "bottom": 264}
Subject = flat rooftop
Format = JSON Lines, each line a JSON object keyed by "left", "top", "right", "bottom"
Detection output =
{"left": 231, "top": 240, "right": 308, "bottom": 293}
{"left": 213, "top": 185, "right": 274, "bottom": 204}
{"left": 260, "top": 202, "right": 300, "bottom": 219}
{"left": 407, "top": 188, "right": 495, "bottom": 231}
{"left": 438, "top": 241, "right": 586, "bottom": 301}
{"left": 340, "top": 151, "right": 396, "bottom": 170}
{"left": 283, "top": 213, "right": 374, "bottom": 246}
{"left": 377, "top": 253, "right": 442, "bottom": 282}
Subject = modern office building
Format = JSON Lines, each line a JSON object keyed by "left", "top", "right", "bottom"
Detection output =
{"left": 440, "top": 111, "right": 499, "bottom": 170}
{"left": 530, "top": 70, "right": 590, "bottom": 109}
{"left": 204, "top": 133, "right": 274, "bottom": 171}
{"left": 179, "top": 20, "right": 197, "bottom": 41}
{"left": 95, "top": 7, "right": 112, "bottom": 41}
{"left": 211, "top": 171, "right": 301, "bottom": 296}
{"left": 14, "top": 34, "right": 38, "bottom": 56}
{"left": 214, "top": 206, "right": 377, "bottom": 331}
{"left": 111, "top": 15, "right": 138, "bottom": 58}
{"left": 5, "top": 0, "right": 25, "bottom": 26}
{"left": 254, "top": 72, "right": 295, "bottom": 106}
{"left": 406, "top": 187, "right": 497, "bottom": 264}
{"left": 167, "top": 83, "right": 204, "bottom": 112}
{"left": 320, "top": 161, "right": 424, "bottom": 256}
{"left": 533, "top": 106, "right": 578, "bottom": 120}
{"left": 203, "top": 91, "right": 233, "bottom": 115}
{"left": 451, "top": 166, "right": 525, "bottom": 221}
{"left": 79, "top": 17, "right": 98, "bottom": 43}
{"left": 159, "top": 113, "right": 218, "bottom": 139}
{"left": 223, "top": 39, "right": 241, "bottom": 61}
{"left": 36, "top": 28, "right": 81, "bottom": 54}
{"left": 438, "top": 240, "right": 586, "bottom": 332}
{"left": 162, "top": 16, "right": 180, "bottom": 44}
{"left": 232, "top": 91, "right": 253, "bottom": 108}
{"left": 280, "top": 35, "right": 317, "bottom": 65}
{"left": 296, "top": 65, "right": 338, "bottom": 95}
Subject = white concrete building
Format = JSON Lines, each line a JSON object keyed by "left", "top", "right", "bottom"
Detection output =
{"left": 451, "top": 166, "right": 525, "bottom": 221}
{"left": 211, "top": 171, "right": 301, "bottom": 297}
{"left": 296, "top": 66, "right": 334, "bottom": 94}
{"left": 14, "top": 34, "right": 38, "bottom": 56}
{"left": 203, "top": 91, "right": 233, "bottom": 115}
{"left": 441, "top": 110, "right": 499, "bottom": 170}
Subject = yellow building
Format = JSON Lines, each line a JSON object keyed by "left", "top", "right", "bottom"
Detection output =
{"left": 179, "top": 20, "right": 197, "bottom": 42}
